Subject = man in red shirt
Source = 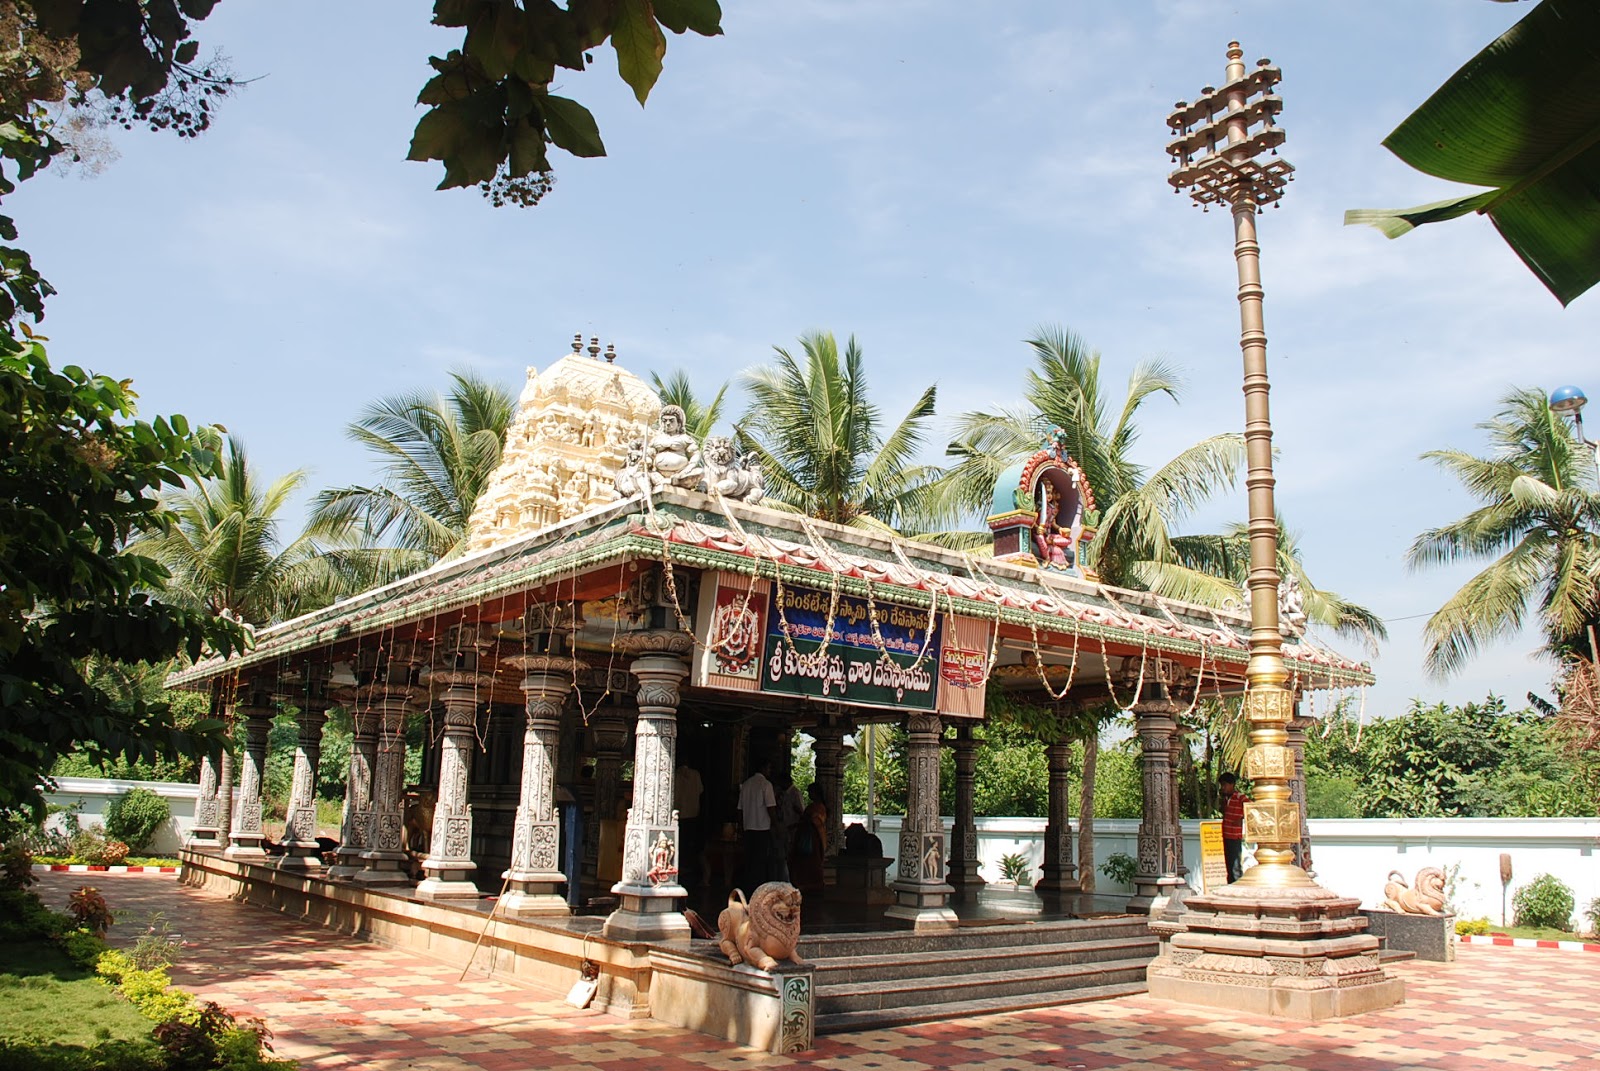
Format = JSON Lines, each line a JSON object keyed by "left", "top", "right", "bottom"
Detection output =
{"left": 1219, "top": 772, "right": 1249, "bottom": 883}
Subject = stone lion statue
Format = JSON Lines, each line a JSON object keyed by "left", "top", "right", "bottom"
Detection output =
{"left": 1381, "top": 866, "right": 1448, "bottom": 915}
{"left": 701, "top": 435, "right": 764, "bottom": 504}
{"left": 716, "top": 882, "right": 803, "bottom": 971}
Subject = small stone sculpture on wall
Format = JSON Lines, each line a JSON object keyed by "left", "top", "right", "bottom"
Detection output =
{"left": 716, "top": 882, "right": 804, "bottom": 971}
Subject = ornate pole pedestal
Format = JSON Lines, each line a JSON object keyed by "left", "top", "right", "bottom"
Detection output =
{"left": 603, "top": 630, "right": 690, "bottom": 942}
{"left": 1150, "top": 42, "right": 1402, "bottom": 1018}
{"left": 886, "top": 712, "right": 956, "bottom": 931}
{"left": 276, "top": 665, "right": 332, "bottom": 870}
{"left": 946, "top": 723, "right": 985, "bottom": 889}
{"left": 1286, "top": 702, "right": 1314, "bottom": 872}
{"left": 1036, "top": 725, "right": 1081, "bottom": 897}
{"left": 355, "top": 647, "right": 421, "bottom": 886}
{"left": 187, "top": 751, "right": 222, "bottom": 850}
{"left": 224, "top": 680, "right": 274, "bottom": 862}
{"left": 419, "top": 627, "right": 493, "bottom": 900}
{"left": 1129, "top": 691, "right": 1185, "bottom": 913}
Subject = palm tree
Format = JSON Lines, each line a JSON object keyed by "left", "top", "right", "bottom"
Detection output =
{"left": 1408, "top": 386, "right": 1600, "bottom": 678}
{"left": 936, "top": 327, "right": 1246, "bottom": 594}
{"left": 135, "top": 435, "right": 360, "bottom": 626}
{"left": 312, "top": 370, "right": 514, "bottom": 567}
{"left": 650, "top": 369, "right": 730, "bottom": 440}
{"left": 736, "top": 331, "right": 940, "bottom": 532}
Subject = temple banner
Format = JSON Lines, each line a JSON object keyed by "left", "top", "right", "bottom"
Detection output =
{"left": 696, "top": 573, "right": 991, "bottom": 717}
{"left": 1198, "top": 820, "right": 1227, "bottom": 892}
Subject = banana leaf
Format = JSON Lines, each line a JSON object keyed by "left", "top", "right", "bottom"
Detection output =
{"left": 1345, "top": 0, "right": 1600, "bottom": 306}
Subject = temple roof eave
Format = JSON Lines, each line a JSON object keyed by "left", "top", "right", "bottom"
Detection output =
{"left": 165, "top": 489, "right": 1374, "bottom": 691}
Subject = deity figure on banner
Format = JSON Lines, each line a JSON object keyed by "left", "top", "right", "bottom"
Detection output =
{"left": 710, "top": 592, "right": 762, "bottom": 678}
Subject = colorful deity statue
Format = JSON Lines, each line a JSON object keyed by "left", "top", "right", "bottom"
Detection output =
{"left": 986, "top": 431, "right": 1098, "bottom": 578}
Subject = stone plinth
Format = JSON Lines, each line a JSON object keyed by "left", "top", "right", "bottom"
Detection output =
{"left": 1147, "top": 885, "right": 1406, "bottom": 1020}
{"left": 649, "top": 951, "right": 815, "bottom": 1054}
{"left": 1362, "top": 909, "right": 1456, "bottom": 963}
{"left": 833, "top": 855, "right": 896, "bottom": 905}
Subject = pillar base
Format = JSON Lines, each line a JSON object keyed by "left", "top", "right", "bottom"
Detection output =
{"left": 1035, "top": 873, "right": 1081, "bottom": 896}
{"left": 1129, "top": 875, "right": 1186, "bottom": 915}
{"left": 945, "top": 861, "right": 987, "bottom": 888}
{"left": 885, "top": 880, "right": 958, "bottom": 932}
{"left": 416, "top": 876, "right": 485, "bottom": 902}
{"left": 273, "top": 850, "right": 325, "bottom": 872}
{"left": 1147, "top": 882, "right": 1405, "bottom": 1021}
{"left": 325, "top": 856, "right": 364, "bottom": 880}
{"left": 499, "top": 888, "right": 570, "bottom": 917}
{"left": 602, "top": 882, "right": 689, "bottom": 941}
{"left": 222, "top": 841, "right": 267, "bottom": 862}
{"left": 352, "top": 849, "right": 413, "bottom": 887}
{"left": 183, "top": 833, "right": 221, "bottom": 851}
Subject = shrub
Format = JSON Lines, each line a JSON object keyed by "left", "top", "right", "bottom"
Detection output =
{"left": 0, "top": 887, "right": 71, "bottom": 942}
{"left": 105, "top": 788, "right": 172, "bottom": 854}
{"left": 0, "top": 840, "right": 35, "bottom": 888}
{"left": 1099, "top": 851, "right": 1137, "bottom": 887}
{"left": 60, "top": 926, "right": 109, "bottom": 967}
{"left": 68, "top": 884, "right": 113, "bottom": 935}
{"left": 1512, "top": 873, "right": 1575, "bottom": 929}
{"left": 1454, "top": 917, "right": 1491, "bottom": 936}
{"left": 130, "top": 911, "right": 183, "bottom": 971}
{"left": 96, "top": 948, "right": 195, "bottom": 1023}
{"left": 102, "top": 838, "right": 131, "bottom": 866}
{"left": 996, "top": 852, "right": 1033, "bottom": 884}
{"left": 1584, "top": 897, "right": 1600, "bottom": 937}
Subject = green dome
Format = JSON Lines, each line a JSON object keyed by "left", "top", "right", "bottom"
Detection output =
{"left": 989, "top": 462, "right": 1029, "bottom": 518}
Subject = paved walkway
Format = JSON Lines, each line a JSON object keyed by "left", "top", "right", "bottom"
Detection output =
{"left": 34, "top": 872, "right": 1600, "bottom": 1071}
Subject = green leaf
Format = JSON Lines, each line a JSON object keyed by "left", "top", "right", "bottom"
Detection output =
{"left": 508, "top": 118, "right": 550, "bottom": 177}
{"left": 653, "top": 0, "right": 723, "bottom": 36}
{"left": 542, "top": 94, "right": 606, "bottom": 157}
{"left": 612, "top": 0, "right": 666, "bottom": 105}
{"left": 407, "top": 107, "right": 464, "bottom": 162}
{"left": 1344, "top": 191, "right": 1496, "bottom": 239}
{"left": 1352, "top": 0, "right": 1600, "bottom": 305}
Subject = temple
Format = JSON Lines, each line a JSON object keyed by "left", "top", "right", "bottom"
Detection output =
{"left": 172, "top": 338, "right": 1373, "bottom": 1051}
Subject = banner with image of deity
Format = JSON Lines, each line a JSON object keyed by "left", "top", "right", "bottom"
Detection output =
{"left": 695, "top": 574, "right": 769, "bottom": 692}
{"left": 760, "top": 582, "right": 942, "bottom": 710}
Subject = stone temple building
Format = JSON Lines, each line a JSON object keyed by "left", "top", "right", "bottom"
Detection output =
{"left": 172, "top": 338, "right": 1376, "bottom": 1052}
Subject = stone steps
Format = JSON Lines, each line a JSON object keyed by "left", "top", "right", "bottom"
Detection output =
{"left": 808, "top": 915, "right": 1157, "bottom": 1034}
{"left": 815, "top": 979, "right": 1151, "bottom": 1034}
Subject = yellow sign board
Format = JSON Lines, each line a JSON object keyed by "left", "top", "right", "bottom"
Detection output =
{"left": 1199, "top": 820, "right": 1227, "bottom": 893}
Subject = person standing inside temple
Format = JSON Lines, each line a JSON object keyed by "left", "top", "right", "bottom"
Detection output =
{"left": 1219, "top": 772, "right": 1250, "bottom": 883}
{"left": 738, "top": 758, "right": 777, "bottom": 894}
{"left": 675, "top": 760, "right": 704, "bottom": 893}
{"left": 774, "top": 770, "right": 804, "bottom": 882}
{"left": 790, "top": 781, "right": 827, "bottom": 896}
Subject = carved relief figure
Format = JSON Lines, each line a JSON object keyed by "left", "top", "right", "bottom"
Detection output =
{"left": 647, "top": 832, "right": 678, "bottom": 886}
{"left": 716, "top": 883, "right": 804, "bottom": 971}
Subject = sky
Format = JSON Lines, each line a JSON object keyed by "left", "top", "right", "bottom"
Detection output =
{"left": 14, "top": 1, "right": 1598, "bottom": 719}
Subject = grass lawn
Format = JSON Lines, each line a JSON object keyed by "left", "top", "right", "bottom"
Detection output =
{"left": 1488, "top": 924, "right": 1593, "bottom": 942}
{"left": 0, "top": 939, "right": 162, "bottom": 1070}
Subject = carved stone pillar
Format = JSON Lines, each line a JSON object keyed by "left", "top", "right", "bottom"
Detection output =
{"left": 328, "top": 699, "right": 377, "bottom": 880}
{"left": 588, "top": 709, "right": 630, "bottom": 890}
{"left": 216, "top": 748, "right": 233, "bottom": 852}
{"left": 886, "top": 712, "right": 956, "bottom": 931}
{"left": 810, "top": 714, "right": 845, "bottom": 869}
{"left": 604, "top": 630, "right": 691, "bottom": 942}
{"left": 501, "top": 652, "right": 579, "bottom": 917}
{"left": 1037, "top": 730, "right": 1080, "bottom": 896}
{"left": 1129, "top": 695, "right": 1185, "bottom": 912}
{"left": 187, "top": 751, "right": 222, "bottom": 849}
{"left": 946, "top": 723, "right": 984, "bottom": 888}
{"left": 1287, "top": 702, "right": 1314, "bottom": 873}
{"left": 225, "top": 681, "right": 274, "bottom": 861}
{"left": 355, "top": 647, "right": 421, "bottom": 886}
{"left": 419, "top": 629, "right": 493, "bottom": 899}
{"left": 277, "top": 666, "right": 332, "bottom": 869}
{"left": 1168, "top": 725, "right": 1190, "bottom": 886}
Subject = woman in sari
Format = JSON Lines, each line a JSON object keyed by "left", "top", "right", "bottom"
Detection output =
{"left": 790, "top": 782, "right": 828, "bottom": 895}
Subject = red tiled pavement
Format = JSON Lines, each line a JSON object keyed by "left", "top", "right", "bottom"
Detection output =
{"left": 33, "top": 872, "right": 1600, "bottom": 1071}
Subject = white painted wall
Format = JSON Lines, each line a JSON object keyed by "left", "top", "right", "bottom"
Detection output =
{"left": 847, "top": 813, "right": 1600, "bottom": 928}
{"left": 42, "top": 777, "right": 200, "bottom": 856}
